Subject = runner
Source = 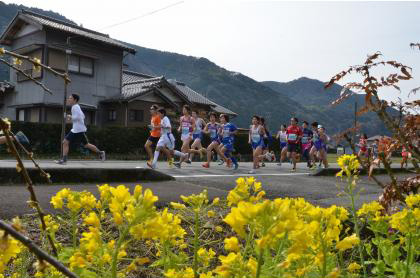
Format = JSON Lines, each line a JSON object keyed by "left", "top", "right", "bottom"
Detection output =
{"left": 188, "top": 110, "right": 207, "bottom": 162}
{"left": 218, "top": 114, "right": 239, "bottom": 170}
{"left": 301, "top": 121, "right": 313, "bottom": 168}
{"left": 0, "top": 131, "right": 30, "bottom": 147}
{"left": 318, "top": 126, "right": 330, "bottom": 168}
{"left": 368, "top": 138, "right": 380, "bottom": 178}
{"left": 148, "top": 108, "right": 188, "bottom": 169}
{"left": 357, "top": 133, "right": 368, "bottom": 158}
{"left": 202, "top": 112, "right": 221, "bottom": 168}
{"left": 248, "top": 115, "right": 264, "bottom": 174}
{"left": 174, "top": 105, "right": 195, "bottom": 168}
{"left": 280, "top": 117, "right": 303, "bottom": 172}
{"left": 276, "top": 124, "right": 287, "bottom": 166}
{"left": 258, "top": 117, "right": 275, "bottom": 166}
{"left": 401, "top": 145, "right": 412, "bottom": 169}
{"left": 309, "top": 122, "right": 319, "bottom": 167}
{"left": 56, "top": 93, "right": 105, "bottom": 165}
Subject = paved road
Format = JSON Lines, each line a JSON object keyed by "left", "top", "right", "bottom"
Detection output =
{"left": 0, "top": 160, "right": 415, "bottom": 219}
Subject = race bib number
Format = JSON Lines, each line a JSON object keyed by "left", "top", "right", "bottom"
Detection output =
{"left": 252, "top": 134, "right": 260, "bottom": 142}
{"left": 302, "top": 137, "right": 309, "bottom": 144}
{"left": 210, "top": 129, "right": 217, "bottom": 138}
{"left": 182, "top": 126, "right": 190, "bottom": 135}
{"left": 288, "top": 134, "right": 297, "bottom": 141}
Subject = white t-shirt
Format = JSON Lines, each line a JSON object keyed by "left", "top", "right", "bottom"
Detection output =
{"left": 70, "top": 104, "right": 87, "bottom": 133}
{"left": 161, "top": 116, "right": 172, "bottom": 135}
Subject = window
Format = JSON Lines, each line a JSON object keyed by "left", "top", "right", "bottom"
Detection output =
{"left": 129, "top": 109, "right": 144, "bottom": 122}
{"left": 68, "top": 55, "right": 80, "bottom": 72}
{"left": 48, "top": 49, "right": 66, "bottom": 71}
{"left": 108, "top": 110, "right": 117, "bottom": 121}
{"left": 17, "top": 109, "right": 26, "bottom": 121}
{"left": 17, "top": 49, "right": 42, "bottom": 82}
{"left": 80, "top": 57, "right": 93, "bottom": 75}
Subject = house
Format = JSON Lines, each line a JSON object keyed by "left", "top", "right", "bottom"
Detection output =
{"left": 101, "top": 70, "right": 236, "bottom": 127}
{"left": 0, "top": 10, "right": 236, "bottom": 127}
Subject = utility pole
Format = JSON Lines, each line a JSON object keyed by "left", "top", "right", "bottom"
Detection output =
{"left": 353, "top": 101, "right": 357, "bottom": 150}
{"left": 60, "top": 37, "right": 71, "bottom": 158}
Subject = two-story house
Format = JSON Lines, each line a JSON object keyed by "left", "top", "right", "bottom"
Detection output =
{"left": 0, "top": 10, "right": 236, "bottom": 127}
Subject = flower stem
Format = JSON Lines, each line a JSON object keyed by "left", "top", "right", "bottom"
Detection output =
{"left": 349, "top": 179, "right": 367, "bottom": 278}
{"left": 404, "top": 232, "right": 412, "bottom": 278}
{"left": 111, "top": 228, "right": 127, "bottom": 278}
{"left": 256, "top": 248, "right": 264, "bottom": 278}
{"left": 193, "top": 210, "right": 200, "bottom": 278}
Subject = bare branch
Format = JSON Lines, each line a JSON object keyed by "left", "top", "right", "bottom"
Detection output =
{"left": 410, "top": 43, "right": 420, "bottom": 50}
{"left": 10, "top": 131, "right": 52, "bottom": 183}
{"left": 0, "top": 221, "right": 77, "bottom": 278}
{"left": 3, "top": 49, "right": 70, "bottom": 83}
{"left": 0, "top": 58, "right": 53, "bottom": 95}
{"left": 0, "top": 118, "right": 58, "bottom": 256}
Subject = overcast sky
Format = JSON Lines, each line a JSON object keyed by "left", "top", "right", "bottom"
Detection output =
{"left": 4, "top": 0, "right": 420, "bottom": 102}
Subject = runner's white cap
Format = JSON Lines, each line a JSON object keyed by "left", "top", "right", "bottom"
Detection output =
{"left": 318, "top": 125, "right": 323, "bottom": 128}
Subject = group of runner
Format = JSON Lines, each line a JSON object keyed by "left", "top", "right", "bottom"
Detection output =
{"left": 0, "top": 95, "right": 414, "bottom": 172}
{"left": 144, "top": 104, "right": 238, "bottom": 170}
{"left": 144, "top": 104, "right": 332, "bottom": 173}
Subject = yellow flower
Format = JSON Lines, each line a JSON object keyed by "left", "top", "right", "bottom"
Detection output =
{"left": 212, "top": 197, "right": 220, "bottom": 205}
{"left": 13, "top": 58, "right": 23, "bottom": 66}
{"left": 110, "top": 185, "right": 131, "bottom": 204}
{"left": 50, "top": 195, "right": 64, "bottom": 209}
{"left": 357, "top": 201, "right": 383, "bottom": 218}
{"left": 171, "top": 202, "right": 187, "bottom": 210}
{"left": 0, "top": 48, "right": 4, "bottom": 55}
{"left": 337, "top": 154, "right": 360, "bottom": 177}
{"left": 406, "top": 194, "right": 420, "bottom": 208}
{"left": 207, "top": 210, "right": 215, "bottom": 217}
{"left": 134, "top": 185, "right": 143, "bottom": 199}
{"left": 247, "top": 257, "right": 257, "bottom": 275}
{"left": 102, "top": 253, "right": 112, "bottom": 263}
{"left": 336, "top": 234, "right": 360, "bottom": 251}
{"left": 83, "top": 212, "right": 100, "bottom": 227}
{"left": 224, "top": 237, "right": 240, "bottom": 252}
{"left": 347, "top": 262, "right": 361, "bottom": 272}
{"left": 143, "top": 188, "right": 158, "bottom": 209}
{"left": 215, "top": 226, "right": 223, "bottom": 232}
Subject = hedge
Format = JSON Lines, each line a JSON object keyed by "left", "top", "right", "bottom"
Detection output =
{"left": 1, "top": 122, "right": 280, "bottom": 160}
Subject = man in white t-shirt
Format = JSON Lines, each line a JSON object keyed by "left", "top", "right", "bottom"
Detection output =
{"left": 56, "top": 93, "right": 105, "bottom": 165}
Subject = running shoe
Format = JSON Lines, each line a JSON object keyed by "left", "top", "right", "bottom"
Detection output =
{"left": 202, "top": 162, "right": 210, "bottom": 168}
{"left": 55, "top": 159, "right": 67, "bottom": 165}
{"left": 277, "top": 162, "right": 282, "bottom": 166}
{"left": 168, "top": 158, "right": 174, "bottom": 168}
{"left": 218, "top": 160, "right": 224, "bottom": 165}
{"left": 174, "top": 162, "right": 181, "bottom": 169}
{"left": 248, "top": 169, "right": 256, "bottom": 174}
{"left": 261, "top": 162, "right": 266, "bottom": 167}
{"left": 310, "top": 165, "right": 318, "bottom": 170}
{"left": 99, "top": 151, "right": 106, "bottom": 162}
{"left": 290, "top": 168, "right": 296, "bottom": 172}
{"left": 233, "top": 162, "right": 239, "bottom": 170}
{"left": 15, "top": 131, "right": 30, "bottom": 145}
{"left": 146, "top": 161, "right": 153, "bottom": 169}
{"left": 186, "top": 159, "right": 192, "bottom": 164}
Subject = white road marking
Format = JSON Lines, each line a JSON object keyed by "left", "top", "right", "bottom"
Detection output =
{"left": 172, "top": 173, "right": 310, "bottom": 178}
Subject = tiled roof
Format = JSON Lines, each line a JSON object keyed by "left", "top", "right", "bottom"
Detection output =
{"left": 168, "top": 80, "right": 213, "bottom": 106}
{"left": 122, "top": 70, "right": 155, "bottom": 84}
{"left": 1, "top": 10, "right": 135, "bottom": 53}
{"left": 118, "top": 71, "right": 236, "bottom": 115}
{"left": 121, "top": 76, "right": 164, "bottom": 100}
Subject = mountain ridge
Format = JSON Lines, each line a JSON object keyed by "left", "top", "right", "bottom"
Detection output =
{"left": 0, "top": 2, "right": 390, "bottom": 135}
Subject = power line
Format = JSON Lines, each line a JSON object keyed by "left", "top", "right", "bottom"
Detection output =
{"left": 99, "top": 1, "right": 185, "bottom": 31}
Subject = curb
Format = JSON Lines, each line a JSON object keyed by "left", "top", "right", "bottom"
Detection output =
{"left": 0, "top": 167, "right": 175, "bottom": 184}
{"left": 311, "top": 167, "right": 416, "bottom": 177}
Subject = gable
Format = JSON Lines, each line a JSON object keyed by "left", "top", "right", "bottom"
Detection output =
{"left": 14, "top": 22, "right": 40, "bottom": 39}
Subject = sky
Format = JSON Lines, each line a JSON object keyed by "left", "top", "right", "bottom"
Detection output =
{"left": 4, "top": 0, "right": 420, "bottom": 102}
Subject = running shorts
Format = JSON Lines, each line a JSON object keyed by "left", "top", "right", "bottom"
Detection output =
{"left": 157, "top": 133, "right": 175, "bottom": 150}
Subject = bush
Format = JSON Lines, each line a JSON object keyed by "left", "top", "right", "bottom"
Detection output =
{"left": 2, "top": 122, "right": 283, "bottom": 158}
